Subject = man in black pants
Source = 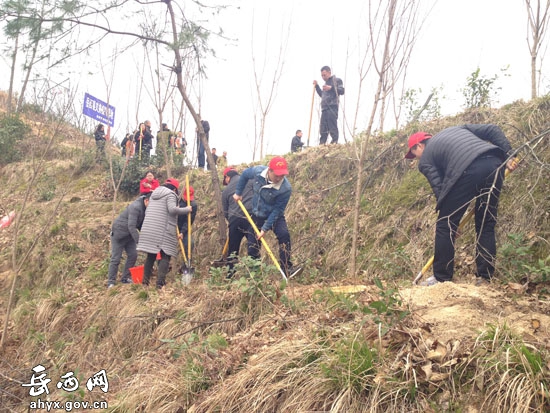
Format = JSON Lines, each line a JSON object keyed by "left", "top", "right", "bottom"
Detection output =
{"left": 405, "top": 124, "right": 518, "bottom": 286}
{"left": 313, "top": 66, "right": 344, "bottom": 145}
{"left": 220, "top": 167, "right": 257, "bottom": 276}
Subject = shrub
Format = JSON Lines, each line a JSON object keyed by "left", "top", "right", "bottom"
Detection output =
{"left": 0, "top": 114, "right": 28, "bottom": 165}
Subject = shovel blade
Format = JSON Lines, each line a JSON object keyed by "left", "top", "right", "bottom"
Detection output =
{"left": 181, "top": 272, "right": 193, "bottom": 285}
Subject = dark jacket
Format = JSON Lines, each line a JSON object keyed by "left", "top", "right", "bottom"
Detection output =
{"left": 222, "top": 174, "right": 254, "bottom": 224}
{"left": 315, "top": 75, "right": 344, "bottom": 110}
{"left": 418, "top": 124, "right": 513, "bottom": 210}
{"left": 197, "top": 120, "right": 210, "bottom": 142}
{"left": 111, "top": 196, "right": 148, "bottom": 244}
{"left": 135, "top": 125, "right": 154, "bottom": 150}
{"left": 291, "top": 135, "right": 304, "bottom": 152}
{"left": 94, "top": 128, "right": 106, "bottom": 142}
{"left": 235, "top": 165, "right": 292, "bottom": 232}
{"left": 178, "top": 198, "right": 198, "bottom": 234}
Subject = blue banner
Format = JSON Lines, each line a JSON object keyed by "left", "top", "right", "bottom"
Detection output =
{"left": 82, "top": 93, "right": 115, "bottom": 127}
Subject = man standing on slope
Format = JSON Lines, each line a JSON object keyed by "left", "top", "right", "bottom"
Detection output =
{"left": 221, "top": 167, "right": 256, "bottom": 276}
{"left": 313, "top": 66, "right": 344, "bottom": 145}
{"left": 233, "top": 157, "right": 302, "bottom": 278}
{"left": 405, "top": 124, "right": 518, "bottom": 287}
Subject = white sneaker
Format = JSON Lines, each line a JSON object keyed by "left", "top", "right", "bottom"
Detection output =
{"left": 419, "top": 276, "right": 440, "bottom": 286}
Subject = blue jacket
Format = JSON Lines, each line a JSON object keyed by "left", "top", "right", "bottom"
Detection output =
{"left": 235, "top": 165, "right": 292, "bottom": 232}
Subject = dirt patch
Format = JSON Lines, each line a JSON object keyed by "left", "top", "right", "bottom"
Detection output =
{"left": 401, "top": 280, "right": 550, "bottom": 347}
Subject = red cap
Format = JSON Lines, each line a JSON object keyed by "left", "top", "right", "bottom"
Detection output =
{"left": 268, "top": 156, "right": 289, "bottom": 175}
{"left": 183, "top": 186, "right": 194, "bottom": 201}
{"left": 165, "top": 178, "right": 179, "bottom": 189}
{"left": 223, "top": 167, "right": 237, "bottom": 177}
{"left": 405, "top": 132, "right": 432, "bottom": 159}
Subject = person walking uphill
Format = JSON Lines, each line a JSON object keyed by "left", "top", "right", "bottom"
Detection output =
{"left": 137, "top": 179, "right": 193, "bottom": 289}
{"left": 405, "top": 124, "right": 518, "bottom": 287}
{"left": 107, "top": 193, "right": 151, "bottom": 288}
{"left": 233, "top": 157, "right": 302, "bottom": 278}
{"left": 313, "top": 66, "right": 344, "bottom": 145}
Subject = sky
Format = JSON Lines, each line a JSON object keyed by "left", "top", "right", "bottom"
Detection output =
{"left": 0, "top": 0, "right": 543, "bottom": 165}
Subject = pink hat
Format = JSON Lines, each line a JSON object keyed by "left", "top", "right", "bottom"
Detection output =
{"left": 268, "top": 156, "right": 289, "bottom": 175}
{"left": 405, "top": 132, "right": 432, "bottom": 159}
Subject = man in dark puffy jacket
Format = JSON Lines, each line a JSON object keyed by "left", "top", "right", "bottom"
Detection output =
{"left": 405, "top": 124, "right": 518, "bottom": 286}
{"left": 233, "top": 156, "right": 302, "bottom": 278}
{"left": 107, "top": 193, "right": 151, "bottom": 288}
{"left": 220, "top": 167, "right": 256, "bottom": 276}
{"left": 313, "top": 66, "right": 344, "bottom": 145}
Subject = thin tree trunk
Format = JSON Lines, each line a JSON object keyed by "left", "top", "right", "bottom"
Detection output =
{"left": 164, "top": 0, "right": 227, "bottom": 247}
{"left": 7, "top": 34, "right": 19, "bottom": 115}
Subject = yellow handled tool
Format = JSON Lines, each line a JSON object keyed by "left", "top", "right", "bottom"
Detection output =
{"left": 186, "top": 175, "right": 192, "bottom": 266}
{"left": 237, "top": 199, "right": 288, "bottom": 281}
{"left": 176, "top": 226, "right": 188, "bottom": 263}
{"left": 307, "top": 84, "right": 315, "bottom": 147}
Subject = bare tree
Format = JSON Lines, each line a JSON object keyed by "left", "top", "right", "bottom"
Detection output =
{"left": 349, "top": 0, "right": 423, "bottom": 276}
{"left": 3, "top": 1, "right": 231, "bottom": 254}
{"left": 250, "top": 9, "right": 290, "bottom": 160}
{"left": 525, "top": 0, "right": 550, "bottom": 99}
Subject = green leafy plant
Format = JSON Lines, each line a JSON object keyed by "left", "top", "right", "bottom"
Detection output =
{"left": 497, "top": 233, "right": 548, "bottom": 282}
{"left": 320, "top": 337, "right": 378, "bottom": 391}
{"left": 0, "top": 114, "right": 28, "bottom": 165}
{"left": 462, "top": 66, "right": 508, "bottom": 109}
{"left": 364, "top": 278, "right": 409, "bottom": 335}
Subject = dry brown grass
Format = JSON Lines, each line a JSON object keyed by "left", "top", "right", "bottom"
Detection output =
{"left": 1, "top": 97, "right": 549, "bottom": 412}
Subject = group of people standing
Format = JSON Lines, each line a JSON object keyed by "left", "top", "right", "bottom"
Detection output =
{"left": 107, "top": 154, "right": 302, "bottom": 289}
{"left": 106, "top": 63, "right": 519, "bottom": 291}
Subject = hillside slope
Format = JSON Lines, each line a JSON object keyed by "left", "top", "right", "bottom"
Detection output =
{"left": 0, "top": 99, "right": 549, "bottom": 412}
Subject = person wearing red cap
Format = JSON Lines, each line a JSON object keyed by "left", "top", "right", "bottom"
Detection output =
{"left": 220, "top": 167, "right": 256, "bottom": 276}
{"left": 137, "top": 178, "right": 193, "bottom": 288}
{"left": 405, "top": 124, "right": 518, "bottom": 286}
{"left": 233, "top": 156, "right": 302, "bottom": 278}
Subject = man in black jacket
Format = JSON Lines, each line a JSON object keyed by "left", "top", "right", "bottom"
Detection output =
{"left": 220, "top": 167, "right": 257, "bottom": 276}
{"left": 291, "top": 130, "right": 304, "bottom": 153}
{"left": 107, "top": 193, "right": 151, "bottom": 288}
{"left": 405, "top": 124, "right": 518, "bottom": 286}
{"left": 313, "top": 66, "right": 344, "bottom": 144}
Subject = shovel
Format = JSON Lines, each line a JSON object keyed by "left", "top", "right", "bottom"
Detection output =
{"left": 237, "top": 200, "right": 288, "bottom": 281}
{"left": 183, "top": 175, "right": 195, "bottom": 281}
{"left": 211, "top": 237, "right": 230, "bottom": 267}
{"left": 176, "top": 225, "right": 192, "bottom": 285}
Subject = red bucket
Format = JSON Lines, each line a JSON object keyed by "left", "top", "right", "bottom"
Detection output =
{"left": 129, "top": 265, "right": 144, "bottom": 284}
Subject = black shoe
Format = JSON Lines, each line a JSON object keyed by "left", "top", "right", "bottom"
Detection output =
{"left": 288, "top": 266, "right": 303, "bottom": 279}
{"left": 121, "top": 278, "right": 133, "bottom": 284}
